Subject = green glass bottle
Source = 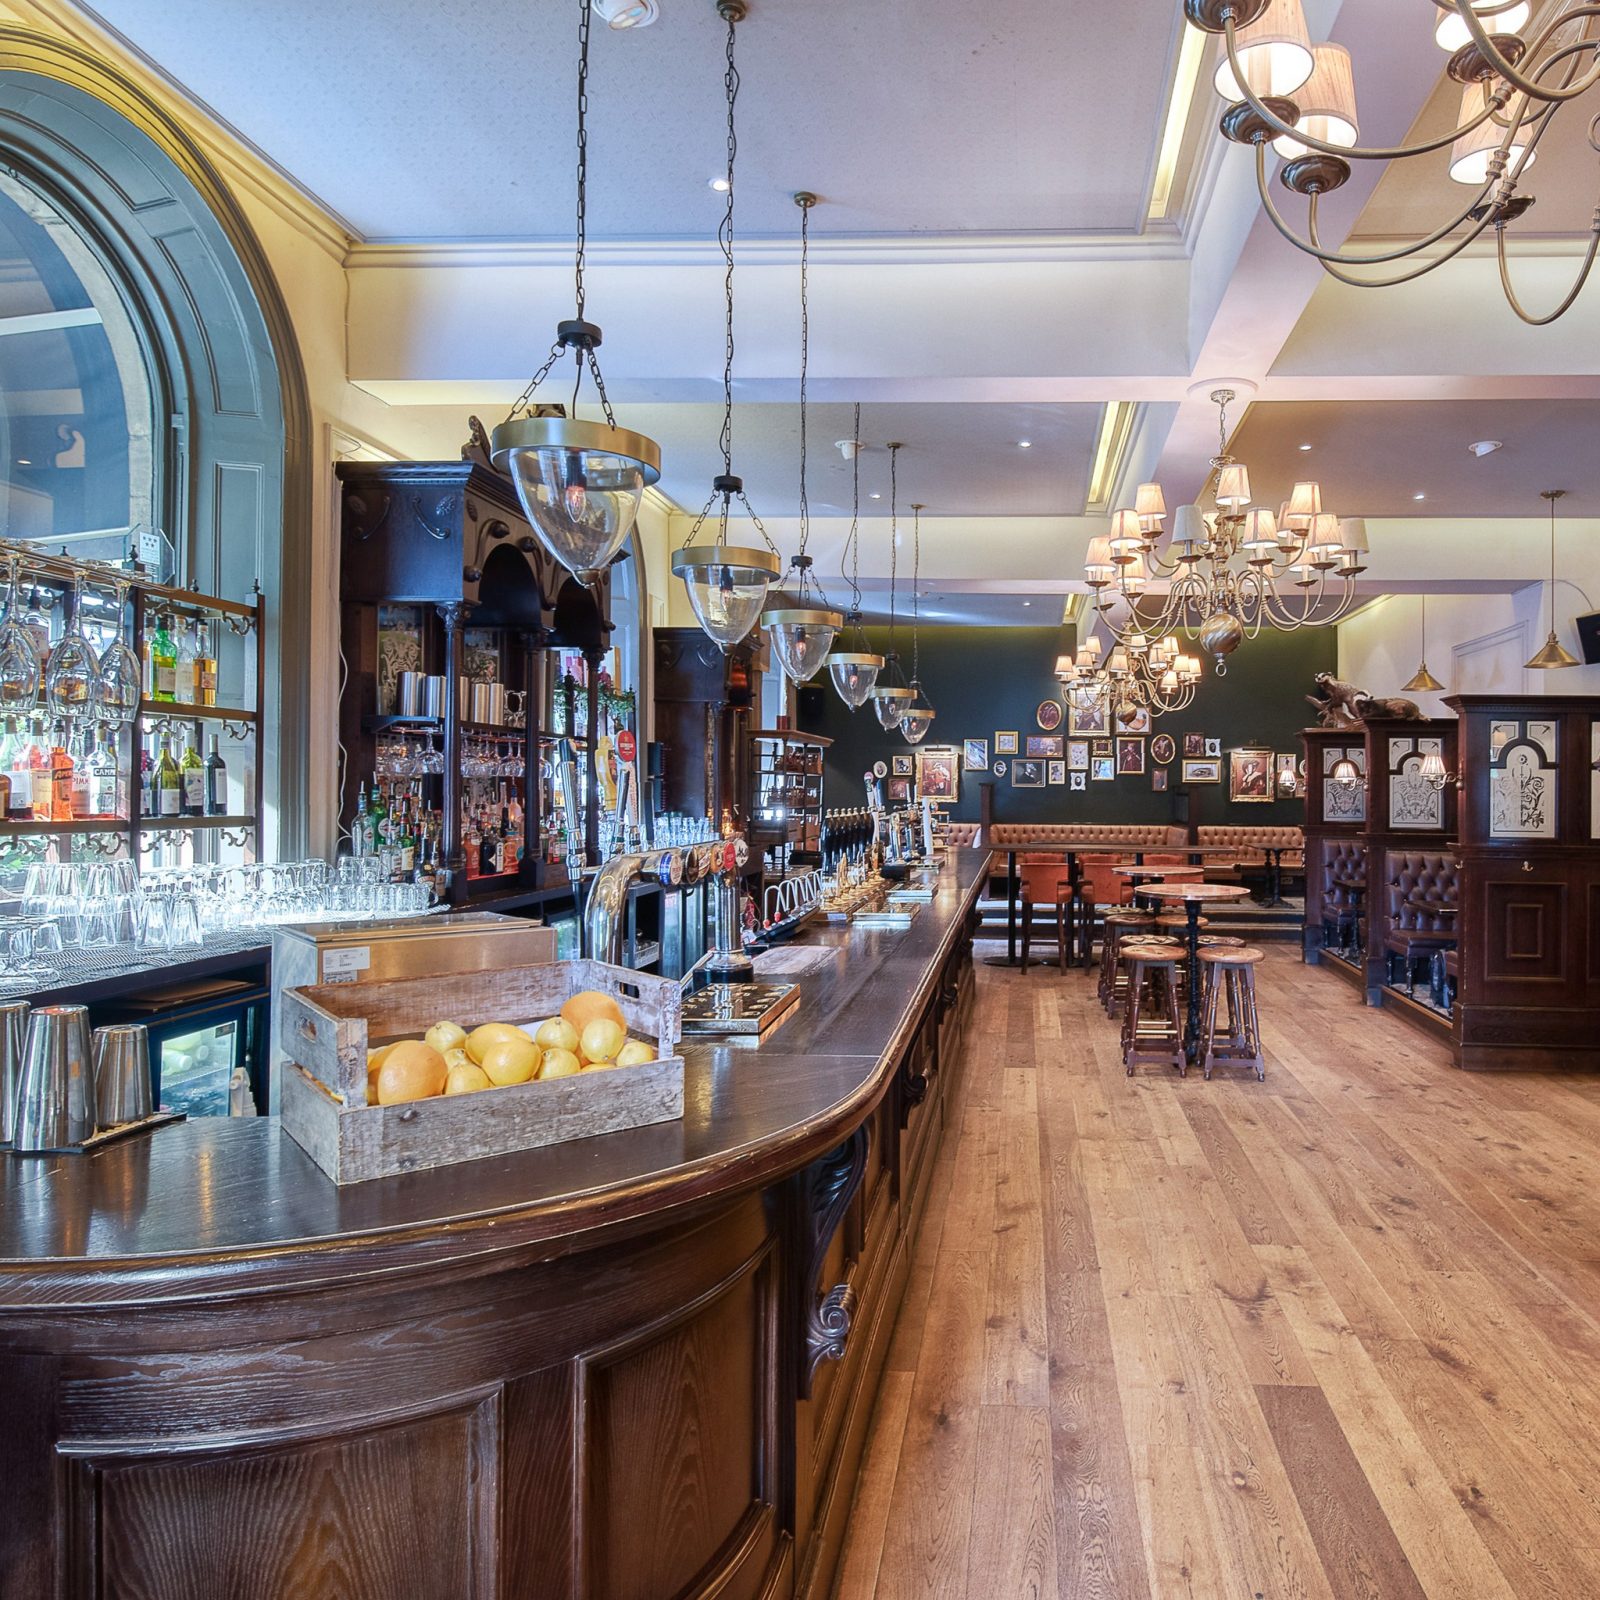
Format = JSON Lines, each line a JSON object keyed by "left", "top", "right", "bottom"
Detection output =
{"left": 149, "top": 612, "right": 177, "bottom": 703}
{"left": 156, "top": 733, "right": 182, "bottom": 817}
{"left": 180, "top": 732, "right": 205, "bottom": 817}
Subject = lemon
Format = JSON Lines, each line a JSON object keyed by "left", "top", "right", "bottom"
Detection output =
{"left": 615, "top": 1040, "right": 655, "bottom": 1069}
{"left": 534, "top": 1017, "right": 580, "bottom": 1054}
{"left": 580, "top": 1017, "right": 626, "bottom": 1065}
{"left": 444, "top": 1061, "right": 492, "bottom": 1095}
{"left": 425, "top": 1021, "right": 467, "bottom": 1054}
{"left": 539, "top": 1047, "right": 582, "bottom": 1080}
{"left": 465, "top": 1022, "right": 531, "bottom": 1064}
{"left": 478, "top": 1035, "right": 539, "bottom": 1086}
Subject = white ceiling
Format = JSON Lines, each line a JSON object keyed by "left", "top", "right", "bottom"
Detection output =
{"left": 76, "top": 0, "right": 1187, "bottom": 240}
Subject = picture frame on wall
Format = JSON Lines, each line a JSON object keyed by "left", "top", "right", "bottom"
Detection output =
{"left": 1152, "top": 768, "right": 1169, "bottom": 793}
{"left": 1183, "top": 732, "right": 1206, "bottom": 757}
{"left": 1070, "top": 771, "right": 1087, "bottom": 791}
{"left": 1116, "top": 736, "right": 1145, "bottom": 775}
{"left": 1150, "top": 733, "right": 1175, "bottom": 765}
{"left": 1047, "top": 759, "right": 1066, "bottom": 785}
{"left": 1036, "top": 699, "right": 1063, "bottom": 732}
{"left": 1182, "top": 758, "right": 1222, "bottom": 784}
{"left": 994, "top": 730, "right": 1019, "bottom": 755}
{"left": 993, "top": 759, "right": 1007, "bottom": 777}
{"left": 1025, "top": 734, "right": 1063, "bottom": 758}
{"left": 1067, "top": 739, "right": 1089, "bottom": 770}
{"left": 916, "top": 746, "right": 959, "bottom": 800}
{"left": 887, "top": 777, "right": 911, "bottom": 803}
{"left": 1091, "top": 737, "right": 1113, "bottom": 758}
{"left": 1113, "top": 703, "right": 1151, "bottom": 735}
{"left": 1229, "top": 748, "right": 1273, "bottom": 803}
{"left": 892, "top": 755, "right": 913, "bottom": 776}
{"left": 1011, "top": 758, "right": 1046, "bottom": 788}
{"left": 963, "top": 738, "right": 989, "bottom": 772}
{"left": 1205, "top": 737, "right": 1222, "bottom": 758}
{"left": 1275, "top": 752, "right": 1299, "bottom": 796}
{"left": 1091, "top": 755, "right": 1115, "bottom": 782}
{"left": 1068, "top": 689, "right": 1109, "bottom": 735}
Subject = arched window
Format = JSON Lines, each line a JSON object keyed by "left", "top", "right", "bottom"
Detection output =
{"left": 0, "top": 33, "right": 312, "bottom": 853}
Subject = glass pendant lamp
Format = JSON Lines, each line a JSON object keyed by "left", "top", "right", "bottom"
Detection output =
{"left": 870, "top": 444, "right": 913, "bottom": 728}
{"left": 898, "top": 503, "right": 936, "bottom": 744}
{"left": 673, "top": 1, "right": 782, "bottom": 647}
{"left": 763, "top": 194, "right": 840, "bottom": 682}
{"left": 490, "top": 0, "right": 660, "bottom": 585}
{"left": 823, "top": 401, "right": 883, "bottom": 708}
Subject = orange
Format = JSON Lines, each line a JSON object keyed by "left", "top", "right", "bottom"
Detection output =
{"left": 560, "top": 989, "right": 625, "bottom": 1037}
{"left": 375, "top": 1039, "right": 447, "bottom": 1105}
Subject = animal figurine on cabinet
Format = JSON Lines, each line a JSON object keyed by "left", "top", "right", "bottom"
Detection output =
{"left": 1306, "top": 672, "right": 1425, "bottom": 728}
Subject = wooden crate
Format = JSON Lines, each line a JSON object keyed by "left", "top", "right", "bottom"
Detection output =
{"left": 279, "top": 959, "right": 684, "bottom": 1186}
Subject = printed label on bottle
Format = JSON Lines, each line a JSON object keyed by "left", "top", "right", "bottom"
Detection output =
{"left": 7, "top": 767, "right": 31, "bottom": 815}
{"left": 155, "top": 665, "right": 176, "bottom": 696}
{"left": 199, "top": 665, "right": 217, "bottom": 693}
{"left": 183, "top": 771, "right": 206, "bottom": 807}
{"left": 160, "top": 785, "right": 181, "bottom": 816}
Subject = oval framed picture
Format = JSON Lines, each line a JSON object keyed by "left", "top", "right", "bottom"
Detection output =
{"left": 1036, "top": 699, "right": 1063, "bottom": 732}
{"left": 992, "top": 759, "right": 1007, "bottom": 777}
{"left": 872, "top": 760, "right": 888, "bottom": 778}
{"left": 1150, "top": 733, "right": 1175, "bottom": 765}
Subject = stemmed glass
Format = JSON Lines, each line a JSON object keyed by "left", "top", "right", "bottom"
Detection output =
{"left": 94, "top": 581, "right": 142, "bottom": 726}
{"left": 43, "top": 581, "right": 96, "bottom": 722}
{"left": 0, "top": 559, "right": 40, "bottom": 718}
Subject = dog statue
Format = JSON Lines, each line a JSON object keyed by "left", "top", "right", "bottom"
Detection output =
{"left": 1306, "top": 672, "right": 1425, "bottom": 728}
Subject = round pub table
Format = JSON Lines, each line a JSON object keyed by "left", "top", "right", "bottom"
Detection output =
{"left": 1136, "top": 882, "right": 1252, "bottom": 1064}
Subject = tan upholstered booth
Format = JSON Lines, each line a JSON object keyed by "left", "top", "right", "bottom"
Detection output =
{"left": 988, "top": 824, "right": 1187, "bottom": 849}
{"left": 1195, "top": 824, "right": 1304, "bottom": 869}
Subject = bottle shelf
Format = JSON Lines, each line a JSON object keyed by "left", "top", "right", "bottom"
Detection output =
{"left": 139, "top": 699, "right": 258, "bottom": 724}
{"left": 0, "top": 817, "right": 129, "bottom": 837}
{"left": 137, "top": 815, "right": 257, "bottom": 831}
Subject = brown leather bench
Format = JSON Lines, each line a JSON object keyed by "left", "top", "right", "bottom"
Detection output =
{"left": 1383, "top": 850, "right": 1459, "bottom": 998}
{"left": 1320, "top": 839, "right": 1367, "bottom": 952}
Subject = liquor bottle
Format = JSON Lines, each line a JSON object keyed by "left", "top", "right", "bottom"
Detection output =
{"left": 479, "top": 805, "right": 500, "bottom": 876}
{"left": 148, "top": 612, "right": 177, "bottom": 702}
{"left": 139, "top": 738, "right": 155, "bottom": 818}
{"left": 193, "top": 619, "right": 218, "bottom": 706}
{"left": 180, "top": 732, "right": 205, "bottom": 817}
{"left": 175, "top": 617, "right": 196, "bottom": 706}
{"left": 28, "top": 732, "right": 53, "bottom": 820}
{"left": 204, "top": 735, "right": 227, "bottom": 817}
{"left": 156, "top": 734, "right": 182, "bottom": 818}
{"left": 4, "top": 724, "right": 33, "bottom": 820}
{"left": 88, "top": 733, "right": 120, "bottom": 818}
{"left": 50, "top": 736, "right": 75, "bottom": 821}
{"left": 70, "top": 734, "right": 92, "bottom": 819}
{"left": 463, "top": 807, "right": 481, "bottom": 879}
{"left": 412, "top": 822, "right": 436, "bottom": 902}
{"left": 498, "top": 786, "right": 514, "bottom": 870}
{"left": 397, "top": 804, "right": 416, "bottom": 878}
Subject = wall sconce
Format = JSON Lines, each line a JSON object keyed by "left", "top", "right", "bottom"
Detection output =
{"left": 1417, "top": 749, "right": 1458, "bottom": 791}
{"left": 1329, "top": 756, "right": 1364, "bottom": 792}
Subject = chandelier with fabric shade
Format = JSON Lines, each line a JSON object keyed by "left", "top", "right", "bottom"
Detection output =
{"left": 489, "top": 0, "right": 661, "bottom": 585}
{"left": 763, "top": 192, "right": 842, "bottom": 684}
{"left": 671, "top": 0, "right": 781, "bottom": 649}
{"left": 1083, "top": 388, "right": 1366, "bottom": 674}
{"left": 1188, "top": 0, "right": 1600, "bottom": 325}
{"left": 871, "top": 444, "right": 914, "bottom": 731}
{"left": 823, "top": 402, "right": 884, "bottom": 709}
{"left": 1057, "top": 623, "right": 1203, "bottom": 722}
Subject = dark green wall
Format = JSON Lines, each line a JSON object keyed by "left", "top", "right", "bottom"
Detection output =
{"left": 797, "top": 623, "right": 1334, "bottom": 830}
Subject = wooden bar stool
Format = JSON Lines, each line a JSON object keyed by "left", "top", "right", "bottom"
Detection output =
{"left": 1197, "top": 946, "right": 1266, "bottom": 1081}
{"left": 1197, "top": 934, "right": 1246, "bottom": 949}
{"left": 1121, "top": 943, "right": 1186, "bottom": 1077}
{"left": 1156, "top": 912, "right": 1210, "bottom": 935}
{"left": 1097, "top": 911, "right": 1155, "bottom": 1012}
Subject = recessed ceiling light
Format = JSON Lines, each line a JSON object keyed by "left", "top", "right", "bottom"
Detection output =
{"left": 1023, "top": 599, "right": 1032, "bottom": 607}
{"left": 708, "top": 176, "right": 729, "bottom": 192}
{"left": 869, "top": 492, "right": 881, "bottom": 500}
{"left": 15, "top": 458, "right": 31, "bottom": 466}
{"left": 1298, "top": 442, "right": 1313, "bottom": 452}
{"left": 1468, "top": 439, "right": 1503, "bottom": 458}
{"left": 1017, "top": 439, "right": 1032, "bottom": 449}
{"left": 1413, "top": 492, "right": 1427, "bottom": 501}
{"left": 593, "top": 0, "right": 659, "bottom": 26}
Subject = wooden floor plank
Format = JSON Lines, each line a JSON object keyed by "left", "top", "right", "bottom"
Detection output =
{"left": 837, "top": 950, "right": 1600, "bottom": 1599}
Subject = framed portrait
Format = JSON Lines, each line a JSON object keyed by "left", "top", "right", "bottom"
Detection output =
{"left": 1011, "top": 758, "right": 1046, "bottom": 788}
{"left": 917, "top": 746, "right": 959, "bottom": 800}
{"left": 1275, "top": 752, "right": 1300, "bottom": 797}
{"left": 1047, "top": 759, "right": 1066, "bottom": 785}
{"left": 887, "top": 777, "right": 911, "bottom": 803}
{"left": 1182, "top": 758, "right": 1222, "bottom": 784}
{"left": 1116, "top": 736, "right": 1145, "bottom": 775}
{"left": 1229, "top": 748, "right": 1273, "bottom": 803}
{"left": 993, "top": 759, "right": 1007, "bottom": 778}
{"left": 1113, "top": 703, "right": 1151, "bottom": 735}
{"left": 963, "top": 738, "right": 989, "bottom": 772}
{"left": 1036, "top": 699, "right": 1063, "bottom": 732}
{"left": 1205, "top": 737, "right": 1222, "bottom": 758}
{"left": 1067, "top": 739, "right": 1089, "bottom": 771}
{"left": 1070, "top": 771, "right": 1087, "bottom": 791}
{"left": 1183, "top": 732, "right": 1205, "bottom": 757}
{"left": 1152, "top": 768, "right": 1169, "bottom": 793}
{"left": 1151, "top": 733, "right": 1175, "bottom": 766}
{"left": 1025, "top": 734, "right": 1063, "bottom": 759}
{"left": 1091, "top": 737, "right": 1113, "bottom": 758}
{"left": 891, "top": 754, "right": 913, "bottom": 776}
{"left": 1068, "top": 689, "right": 1109, "bottom": 735}
{"left": 1091, "top": 755, "right": 1115, "bottom": 782}
{"left": 995, "top": 730, "right": 1019, "bottom": 756}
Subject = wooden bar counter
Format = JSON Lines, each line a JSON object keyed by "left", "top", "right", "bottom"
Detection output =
{"left": 0, "top": 850, "right": 987, "bottom": 1600}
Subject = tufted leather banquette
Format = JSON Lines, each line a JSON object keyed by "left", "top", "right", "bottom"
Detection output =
{"left": 943, "top": 822, "right": 981, "bottom": 847}
{"left": 989, "top": 824, "right": 1188, "bottom": 848}
{"left": 1320, "top": 839, "right": 1367, "bottom": 943}
{"left": 1383, "top": 850, "right": 1459, "bottom": 962}
{"left": 1196, "top": 824, "right": 1304, "bottom": 869}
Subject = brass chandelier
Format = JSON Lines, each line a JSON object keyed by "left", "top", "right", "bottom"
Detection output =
{"left": 1189, "top": 0, "right": 1600, "bottom": 324}
{"left": 1058, "top": 626, "right": 1203, "bottom": 723}
{"left": 1083, "top": 387, "right": 1368, "bottom": 672}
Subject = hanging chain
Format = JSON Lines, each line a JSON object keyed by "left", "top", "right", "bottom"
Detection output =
{"left": 886, "top": 442, "right": 900, "bottom": 645}
{"left": 842, "top": 401, "right": 862, "bottom": 610}
{"left": 718, "top": 8, "right": 738, "bottom": 476}
{"left": 797, "top": 197, "right": 811, "bottom": 558}
{"left": 910, "top": 502, "right": 922, "bottom": 680}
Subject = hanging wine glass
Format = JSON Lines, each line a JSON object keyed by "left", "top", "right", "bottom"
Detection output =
{"left": 44, "top": 582, "right": 97, "bottom": 722}
{"left": 94, "top": 581, "right": 142, "bottom": 726}
{"left": 0, "top": 558, "right": 40, "bottom": 717}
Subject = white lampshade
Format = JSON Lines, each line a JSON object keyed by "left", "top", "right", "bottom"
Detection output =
{"left": 1329, "top": 755, "right": 1362, "bottom": 789}
{"left": 1451, "top": 82, "right": 1536, "bottom": 186}
{"left": 1418, "top": 749, "right": 1449, "bottom": 784}
{"left": 1084, "top": 535, "right": 1114, "bottom": 585}
{"left": 1285, "top": 480, "right": 1322, "bottom": 528}
{"left": 1107, "top": 647, "right": 1130, "bottom": 675}
{"left": 1109, "top": 509, "right": 1144, "bottom": 560}
{"left": 1119, "top": 553, "right": 1149, "bottom": 597}
{"left": 1213, "top": 0, "right": 1314, "bottom": 100}
{"left": 1338, "top": 517, "right": 1369, "bottom": 556}
{"left": 1172, "top": 503, "right": 1207, "bottom": 551}
{"left": 1215, "top": 463, "right": 1251, "bottom": 507}
{"left": 1054, "top": 653, "right": 1074, "bottom": 679}
{"left": 1308, "top": 512, "right": 1344, "bottom": 564}
{"left": 1436, "top": 0, "right": 1529, "bottom": 51}
{"left": 1243, "top": 508, "right": 1279, "bottom": 552}
{"left": 1134, "top": 482, "right": 1168, "bottom": 522}
{"left": 1273, "top": 44, "right": 1359, "bottom": 159}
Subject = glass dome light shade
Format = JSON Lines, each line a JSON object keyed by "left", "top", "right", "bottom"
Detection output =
{"left": 1272, "top": 43, "right": 1359, "bottom": 158}
{"left": 672, "top": 543, "right": 781, "bottom": 651}
{"left": 1435, "top": 0, "right": 1529, "bottom": 51}
{"left": 825, "top": 650, "right": 883, "bottom": 708}
{"left": 765, "top": 604, "right": 843, "bottom": 683}
{"left": 899, "top": 680, "right": 936, "bottom": 745}
{"left": 491, "top": 415, "right": 661, "bottom": 585}
{"left": 1213, "top": 0, "right": 1314, "bottom": 100}
{"left": 873, "top": 684, "right": 913, "bottom": 730}
{"left": 1450, "top": 82, "right": 1536, "bottom": 185}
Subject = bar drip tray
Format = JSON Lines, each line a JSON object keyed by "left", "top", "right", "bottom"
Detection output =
{"left": 680, "top": 980, "right": 801, "bottom": 1036}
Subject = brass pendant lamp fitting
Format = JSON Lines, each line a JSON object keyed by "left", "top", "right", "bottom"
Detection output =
{"left": 1524, "top": 488, "right": 1579, "bottom": 671}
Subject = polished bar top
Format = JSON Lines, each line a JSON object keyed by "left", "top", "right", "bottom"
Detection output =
{"left": 0, "top": 849, "right": 987, "bottom": 1306}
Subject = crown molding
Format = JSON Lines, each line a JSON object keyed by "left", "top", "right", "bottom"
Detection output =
{"left": 2, "top": 0, "right": 353, "bottom": 260}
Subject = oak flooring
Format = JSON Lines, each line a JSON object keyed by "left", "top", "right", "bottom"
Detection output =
{"left": 837, "top": 948, "right": 1600, "bottom": 1599}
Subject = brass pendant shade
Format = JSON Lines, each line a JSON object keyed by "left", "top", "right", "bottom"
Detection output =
{"left": 1524, "top": 489, "right": 1579, "bottom": 671}
{"left": 1402, "top": 660, "right": 1445, "bottom": 693}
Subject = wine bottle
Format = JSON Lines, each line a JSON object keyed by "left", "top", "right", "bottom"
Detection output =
{"left": 88, "top": 734, "right": 119, "bottom": 818}
{"left": 28, "top": 733, "right": 53, "bottom": 820}
{"left": 193, "top": 618, "right": 217, "bottom": 706}
{"left": 139, "top": 740, "right": 155, "bottom": 818}
{"left": 180, "top": 733, "right": 205, "bottom": 817}
{"left": 156, "top": 734, "right": 182, "bottom": 818}
{"left": 204, "top": 734, "right": 227, "bottom": 817}
{"left": 149, "top": 612, "right": 177, "bottom": 703}
{"left": 4, "top": 724, "right": 33, "bottom": 820}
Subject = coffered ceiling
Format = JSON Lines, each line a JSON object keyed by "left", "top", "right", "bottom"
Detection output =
{"left": 52, "top": 0, "right": 1600, "bottom": 596}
